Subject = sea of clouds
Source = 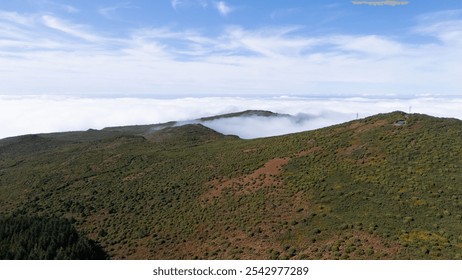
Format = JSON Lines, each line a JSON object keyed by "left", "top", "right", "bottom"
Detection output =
{"left": 1, "top": 95, "right": 462, "bottom": 140}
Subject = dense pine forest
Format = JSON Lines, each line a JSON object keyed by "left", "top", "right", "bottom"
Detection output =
{"left": 0, "top": 215, "right": 107, "bottom": 259}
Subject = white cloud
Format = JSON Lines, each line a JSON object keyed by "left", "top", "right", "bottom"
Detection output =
{"left": 171, "top": 0, "right": 208, "bottom": 10}
{"left": 172, "top": 0, "right": 229, "bottom": 14}
{"left": 0, "top": 9, "right": 461, "bottom": 96}
{"left": 62, "top": 5, "right": 79, "bottom": 14}
{"left": 170, "top": 0, "right": 183, "bottom": 10}
{"left": 1, "top": 96, "right": 462, "bottom": 140}
{"left": 417, "top": 20, "right": 462, "bottom": 46}
{"left": 98, "top": 2, "right": 136, "bottom": 20}
{"left": 220, "top": 26, "right": 318, "bottom": 58}
{"left": 201, "top": 114, "right": 325, "bottom": 139}
{"left": 414, "top": 9, "right": 462, "bottom": 46}
{"left": 331, "top": 35, "right": 405, "bottom": 56}
{"left": 0, "top": 11, "right": 35, "bottom": 26}
{"left": 41, "top": 15, "right": 100, "bottom": 42}
{"left": 270, "top": 8, "right": 300, "bottom": 20}
{"left": 215, "top": 1, "right": 233, "bottom": 16}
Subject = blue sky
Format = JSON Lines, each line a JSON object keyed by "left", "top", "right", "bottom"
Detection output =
{"left": 0, "top": 0, "right": 461, "bottom": 97}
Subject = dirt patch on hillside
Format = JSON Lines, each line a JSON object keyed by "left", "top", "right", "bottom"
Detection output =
{"left": 296, "top": 146, "right": 322, "bottom": 157}
{"left": 243, "top": 148, "right": 258, "bottom": 153}
{"left": 201, "top": 157, "right": 290, "bottom": 202}
{"left": 173, "top": 228, "right": 277, "bottom": 259}
{"left": 337, "top": 144, "right": 363, "bottom": 156}
{"left": 302, "top": 230, "right": 402, "bottom": 260}
{"left": 122, "top": 172, "right": 146, "bottom": 182}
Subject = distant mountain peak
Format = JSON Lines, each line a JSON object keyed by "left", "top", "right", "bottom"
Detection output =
{"left": 199, "top": 110, "right": 287, "bottom": 122}
{"left": 145, "top": 123, "right": 235, "bottom": 145}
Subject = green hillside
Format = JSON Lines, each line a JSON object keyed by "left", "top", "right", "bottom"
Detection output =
{"left": 1, "top": 111, "right": 462, "bottom": 260}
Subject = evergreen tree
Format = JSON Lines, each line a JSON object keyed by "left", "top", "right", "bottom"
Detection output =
{"left": 0, "top": 215, "right": 108, "bottom": 260}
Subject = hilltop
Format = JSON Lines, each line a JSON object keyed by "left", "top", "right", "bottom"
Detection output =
{"left": 1, "top": 111, "right": 462, "bottom": 260}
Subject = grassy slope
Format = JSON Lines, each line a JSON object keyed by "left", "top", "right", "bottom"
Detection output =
{"left": 1, "top": 111, "right": 462, "bottom": 260}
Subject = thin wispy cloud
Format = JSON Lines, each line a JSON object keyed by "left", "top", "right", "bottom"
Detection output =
{"left": 170, "top": 0, "right": 209, "bottom": 10}
{"left": 270, "top": 8, "right": 300, "bottom": 20}
{"left": 62, "top": 5, "right": 79, "bottom": 14}
{"left": 170, "top": 0, "right": 184, "bottom": 10}
{"left": 331, "top": 35, "right": 405, "bottom": 56}
{"left": 218, "top": 25, "right": 325, "bottom": 59}
{"left": 413, "top": 10, "right": 462, "bottom": 46}
{"left": 41, "top": 15, "right": 100, "bottom": 42}
{"left": 0, "top": 11, "right": 35, "bottom": 26}
{"left": 99, "top": 2, "right": 136, "bottom": 20}
{"left": 215, "top": 1, "right": 233, "bottom": 16}
{"left": 171, "top": 0, "right": 228, "bottom": 13}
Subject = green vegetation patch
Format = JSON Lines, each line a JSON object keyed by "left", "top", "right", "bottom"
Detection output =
{"left": 0, "top": 215, "right": 107, "bottom": 260}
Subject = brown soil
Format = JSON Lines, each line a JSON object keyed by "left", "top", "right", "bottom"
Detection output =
{"left": 201, "top": 157, "right": 290, "bottom": 202}
{"left": 174, "top": 228, "right": 277, "bottom": 259}
{"left": 302, "top": 230, "right": 402, "bottom": 260}
{"left": 296, "top": 146, "right": 322, "bottom": 157}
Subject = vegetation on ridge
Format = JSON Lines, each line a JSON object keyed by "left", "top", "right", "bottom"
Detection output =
{"left": 1, "top": 111, "right": 462, "bottom": 260}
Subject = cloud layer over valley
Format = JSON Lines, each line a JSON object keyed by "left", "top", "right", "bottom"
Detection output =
{"left": 1, "top": 96, "right": 462, "bottom": 140}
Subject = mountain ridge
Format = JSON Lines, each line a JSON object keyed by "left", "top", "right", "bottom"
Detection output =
{"left": 0, "top": 110, "right": 286, "bottom": 143}
{"left": 1, "top": 111, "right": 462, "bottom": 260}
